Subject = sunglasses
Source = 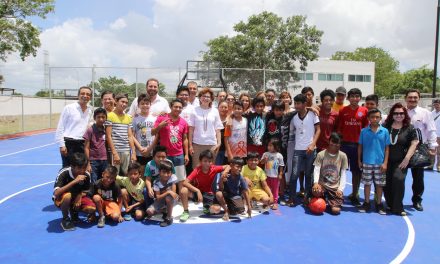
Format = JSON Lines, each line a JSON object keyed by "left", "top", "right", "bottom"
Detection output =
{"left": 393, "top": 112, "right": 405, "bottom": 116}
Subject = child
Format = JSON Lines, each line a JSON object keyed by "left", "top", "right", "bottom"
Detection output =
{"left": 260, "top": 138, "right": 284, "bottom": 210}
{"left": 242, "top": 152, "right": 273, "bottom": 212}
{"left": 91, "top": 165, "right": 124, "bottom": 228}
{"left": 224, "top": 101, "right": 248, "bottom": 161}
{"left": 53, "top": 153, "right": 96, "bottom": 231}
{"left": 312, "top": 133, "right": 348, "bottom": 215}
{"left": 365, "top": 94, "right": 387, "bottom": 124}
{"left": 146, "top": 160, "right": 178, "bottom": 227}
{"left": 180, "top": 150, "right": 229, "bottom": 222}
{"left": 317, "top": 90, "right": 339, "bottom": 152}
{"left": 84, "top": 107, "right": 108, "bottom": 183}
{"left": 214, "top": 157, "right": 252, "bottom": 220}
{"left": 337, "top": 88, "right": 368, "bottom": 206}
{"left": 263, "top": 100, "right": 284, "bottom": 145}
{"left": 358, "top": 109, "right": 390, "bottom": 214}
{"left": 244, "top": 97, "right": 266, "bottom": 157}
{"left": 153, "top": 99, "right": 189, "bottom": 190}
{"left": 132, "top": 93, "right": 157, "bottom": 175}
{"left": 286, "top": 94, "right": 320, "bottom": 206}
{"left": 144, "top": 146, "right": 175, "bottom": 207}
{"left": 117, "top": 162, "right": 145, "bottom": 221}
{"left": 105, "top": 93, "right": 136, "bottom": 176}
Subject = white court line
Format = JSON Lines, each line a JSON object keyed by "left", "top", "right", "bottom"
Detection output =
{"left": 346, "top": 182, "right": 415, "bottom": 263}
{"left": 0, "top": 142, "right": 56, "bottom": 158}
{"left": 0, "top": 164, "right": 61, "bottom": 166}
{"left": 0, "top": 181, "right": 54, "bottom": 205}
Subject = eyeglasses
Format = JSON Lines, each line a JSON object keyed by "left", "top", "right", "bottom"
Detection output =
{"left": 226, "top": 98, "right": 235, "bottom": 102}
{"left": 393, "top": 112, "right": 405, "bottom": 116}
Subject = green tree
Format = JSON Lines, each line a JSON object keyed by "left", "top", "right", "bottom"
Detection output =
{"left": 399, "top": 66, "right": 439, "bottom": 95}
{"left": 202, "top": 11, "right": 323, "bottom": 94}
{"left": 0, "top": 0, "right": 55, "bottom": 62}
{"left": 331, "top": 46, "right": 401, "bottom": 98}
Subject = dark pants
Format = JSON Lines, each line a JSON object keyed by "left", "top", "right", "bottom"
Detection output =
{"left": 90, "top": 160, "right": 108, "bottom": 183}
{"left": 61, "top": 138, "right": 85, "bottom": 168}
{"left": 410, "top": 167, "right": 424, "bottom": 203}
{"left": 384, "top": 162, "right": 407, "bottom": 213}
{"left": 289, "top": 150, "right": 315, "bottom": 200}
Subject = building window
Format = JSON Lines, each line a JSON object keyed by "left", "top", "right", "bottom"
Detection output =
{"left": 297, "top": 72, "right": 313, "bottom": 81}
{"left": 348, "top": 74, "right": 371, "bottom": 82}
{"left": 318, "top": 73, "right": 343, "bottom": 81}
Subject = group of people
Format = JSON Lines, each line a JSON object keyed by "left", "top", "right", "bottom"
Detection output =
{"left": 53, "top": 78, "right": 437, "bottom": 231}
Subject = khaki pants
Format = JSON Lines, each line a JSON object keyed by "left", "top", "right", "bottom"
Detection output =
{"left": 112, "top": 151, "right": 130, "bottom": 176}
{"left": 192, "top": 143, "right": 217, "bottom": 168}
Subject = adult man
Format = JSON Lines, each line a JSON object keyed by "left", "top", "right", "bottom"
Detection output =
{"left": 214, "top": 90, "right": 227, "bottom": 108}
{"left": 55, "top": 86, "right": 93, "bottom": 168}
{"left": 405, "top": 89, "right": 437, "bottom": 211}
{"left": 128, "top": 78, "right": 170, "bottom": 117}
{"left": 265, "top": 88, "right": 277, "bottom": 111}
{"left": 100, "top": 90, "right": 115, "bottom": 113}
{"left": 187, "top": 81, "right": 200, "bottom": 107}
{"left": 432, "top": 99, "right": 440, "bottom": 171}
{"left": 332, "top": 86, "right": 347, "bottom": 113}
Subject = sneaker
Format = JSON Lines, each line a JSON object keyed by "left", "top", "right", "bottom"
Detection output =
{"left": 376, "top": 203, "right": 386, "bottom": 215}
{"left": 279, "top": 200, "right": 286, "bottom": 206}
{"left": 261, "top": 205, "right": 270, "bottom": 214}
{"left": 179, "top": 211, "right": 190, "bottom": 222}
{"left": 203, "top": 207, "right": 210, "bottom": 215}
{"left": 358, "top": 202, "right": 371, "bottom": 213}
{"left": 61, "top": 217, "right": 76, "bottom": 231}
{"left": 160, "top": 218, "right": 173, "bottom": 227}
{"left": 123, "top": 214, "right": 132, "bottom": 221}
{"left": 350, "top": 195, "right": 362, "bottom": 207}
{"left": 97, "top": 216, "right": 105, "bottom": 228}
{"left": 297, "top": 191, "right": 305, "bottom": 198}
{"left": 70, "top": 211, "right": 80, "bottom": 223}
{"left": 162, "top": 212, "right": 168, "bottom": 220}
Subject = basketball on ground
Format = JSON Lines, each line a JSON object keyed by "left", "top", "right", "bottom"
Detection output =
{"left": 309, "top": 197, "right": 326, "bottom": 214}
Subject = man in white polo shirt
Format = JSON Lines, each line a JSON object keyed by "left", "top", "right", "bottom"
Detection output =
{"left": 128, "top": 78, "right": 170, "bottom": 117}
{"left": 55, "top": 86, "right": 93, "bottom": 168}
{"left": 431, "top": 98, "right": 440, "bottom": 171}
{"left": 405, "top": 89, "right": 437, "bottom": 211}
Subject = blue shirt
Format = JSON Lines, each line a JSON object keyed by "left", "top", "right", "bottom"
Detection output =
{"left": 359, "top": 125, "right": 390, "bottom": 165}
{"left": 213, "top": 173, "right": 248, "bottom": 198}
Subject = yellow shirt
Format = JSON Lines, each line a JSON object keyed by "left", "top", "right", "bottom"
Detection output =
{"left": 332, "top": 102, "right": 346, "bottom": 113}
{"left": 241, "top": 165, "right": 266, "bottom": 190}
{"left": 116, "top": 176, "right": 145, "bottom": 202}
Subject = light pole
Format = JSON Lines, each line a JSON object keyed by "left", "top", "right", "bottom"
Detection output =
{"left": 433, "top": 0, "right": 440, "bottom": 98}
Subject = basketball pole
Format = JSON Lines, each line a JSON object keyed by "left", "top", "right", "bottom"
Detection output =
{"left": 433, "top": 0, "right": 440, "bottom": 98}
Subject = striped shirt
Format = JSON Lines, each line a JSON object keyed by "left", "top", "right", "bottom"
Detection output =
{"left": 106, "top": 112, "right": 132, "bottom": 152}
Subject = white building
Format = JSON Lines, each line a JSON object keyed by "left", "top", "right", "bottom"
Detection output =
{"left": 288, "top": 59, "right": 375, "bottom": 103}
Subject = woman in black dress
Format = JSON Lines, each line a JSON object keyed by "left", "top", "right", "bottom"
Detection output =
{"left": 383, "top": 103, "right": 419, "bottom": 216}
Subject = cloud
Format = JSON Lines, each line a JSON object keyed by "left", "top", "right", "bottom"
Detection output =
{"left": 0, "top": 0, "right": 437, "bottom": 95}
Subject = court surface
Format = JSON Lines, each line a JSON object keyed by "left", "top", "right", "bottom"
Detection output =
{"left": 0, "top": 132, "right": 439, "bottom": 264}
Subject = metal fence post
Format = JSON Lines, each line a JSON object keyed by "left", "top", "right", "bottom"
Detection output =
{"left": 135, "top": 68, "right": 139, "bottom": 97}
{"left": 263, "top": 68, "right": 266, "bottom": 91}
{"left": 92, "top": 64, "right": 96, "bottom": 108}
{"left": 49, "top": 67, "right": 52, "bottom": 128}
{"left": 21, "top": 95, "right": 24, "bottom": 132}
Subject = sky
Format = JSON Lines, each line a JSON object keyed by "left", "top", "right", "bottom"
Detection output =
{"left": 0, "top": 0, "right": 437, "bottom": 95}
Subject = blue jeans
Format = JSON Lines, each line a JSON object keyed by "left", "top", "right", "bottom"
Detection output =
{"left": 289, "top": 150, "right": 315, "bottom": 200}
{"left": 215, "top": 151, "right": 226, "bottom": 165}
{"left": 90, "top": 160, "right": 108, "bottom": 183}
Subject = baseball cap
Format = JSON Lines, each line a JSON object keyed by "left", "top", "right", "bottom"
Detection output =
{"left": 335, "top": 86, "right": 347, "bottom": 95}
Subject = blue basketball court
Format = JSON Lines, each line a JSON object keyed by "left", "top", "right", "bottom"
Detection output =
{"left": 0, "top": 132, "right": 439, "bottom": 263}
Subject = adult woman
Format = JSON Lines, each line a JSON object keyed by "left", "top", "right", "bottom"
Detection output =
{"left": 280, "top": 90, "right": 294, "bottom": 114}
{"left": 188, "top": 87, "right": 224, "bottom": 168}
{"left": 239, "top": 92, "right": 252, "bottom": 114}
{"left": 383, "top": 103, "right": 418, "bottom": 216}
{"left": 216, "top": 101, "right": 229, "bottom": 165}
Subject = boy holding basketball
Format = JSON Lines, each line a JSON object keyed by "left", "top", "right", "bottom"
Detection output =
{"left": 312, "top": 133, "right": 348, "bottom": 215}
{"left": 53, "top": 153, "right": 96, "bottom": 231}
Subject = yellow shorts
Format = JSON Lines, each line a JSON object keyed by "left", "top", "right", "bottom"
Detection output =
{"left": 249, "top": 188, "right": 269, "bottom": 201}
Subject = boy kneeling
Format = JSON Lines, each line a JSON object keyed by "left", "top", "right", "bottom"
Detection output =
{"left": 146, "top": 160, "right": 178, "bottom": 227}
{"left": 53, "top": 153, "right": 96, "bottom": 231}
{"left": 214, "top": 157, "right": 252, "bottom": 220}
{"left": 91, "top": 166, "right": 124, "bottom": 228}
{"left": 312, "top": 133, "right": 348, "bottom": 215}
{"left": 241, "top": 152, "right": 273, "bottom": 213}
{"left": 180, "top": 150, "right": 229, "bottom": 221}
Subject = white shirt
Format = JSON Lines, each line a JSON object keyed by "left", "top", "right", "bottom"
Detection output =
{"left": 55, "top": 102, "right": 93, "bottom": 147}
{"left": 292, "top": 111, "right": 320, "bottom": 150}
{"left": 432, "top": 110, "right": 440, "bottom": 137}
{"left": 189, "top": 106, "right": 224, "bottom": 145}
{"left": 128, "top": 95, "right": 170, "bottom": 117}
{"left": 188, "top": 97, "right": 200, "bottom": 107}
{"left": 180, "top": 104, "right": 195, "bottom": 124}
{"left": 407, "top": 106, "right": 438, "bottom": 149}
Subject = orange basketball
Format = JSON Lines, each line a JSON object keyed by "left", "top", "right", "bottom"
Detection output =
{"left": 309, "top": 197, "right": 326, "bottom": 214}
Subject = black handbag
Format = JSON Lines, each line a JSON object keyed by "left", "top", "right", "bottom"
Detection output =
{"left": 408, "top": 128, "right": 431, "bottom": 168}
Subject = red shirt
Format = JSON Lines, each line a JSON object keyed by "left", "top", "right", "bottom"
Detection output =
{"left": 337, "top": 105, "right": 368, "bottom": 143}
{"left": 317, "top": 110, "right": 339, "bottom": 150}
{"left": 187, "top": 165, "right": 224, "bottom": 193}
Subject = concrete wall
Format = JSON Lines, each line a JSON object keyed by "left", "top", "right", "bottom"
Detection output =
{"left": 0, "top": 96, "right": 76, "bottom": 116}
